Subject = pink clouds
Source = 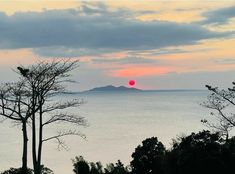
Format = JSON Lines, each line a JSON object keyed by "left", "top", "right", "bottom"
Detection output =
{"left": 111, "top": 66, "right": 171, "bottom": 77}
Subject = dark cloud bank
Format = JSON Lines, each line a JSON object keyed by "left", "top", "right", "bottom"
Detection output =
{"left": 92, "top": 56, "right": 157, "bottom": 64}
{"left": 0, "top": 4, "right": 232, "bottom": 57}
{"left": 200, "top": 5, "right": 235, "bottom": 25}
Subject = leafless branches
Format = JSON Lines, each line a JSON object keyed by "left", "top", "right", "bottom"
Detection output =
{"left": 0, "top": 81, "right": 33, "bottom": 173}
{"left": 202, "top": 83, "right": 235, "bottom": 140}
{"left": 42, "top": 130, "right": 86, "bottom": 150}
{"left": 0, "top": 59, "right": 86, "bottom": 174}
{"left": 0, "top": 81, "right": 31, "bottom": 121}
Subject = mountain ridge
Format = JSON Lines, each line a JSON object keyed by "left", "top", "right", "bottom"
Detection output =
{"left": 85, "top": 85, "right": 142, "bottom": 92}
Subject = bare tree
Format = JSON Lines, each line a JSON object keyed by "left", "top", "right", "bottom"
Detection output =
{"left": 0, "top": 59, "right": 87, "bottom": 174}
{"left": 201, "top": 83, "right": 235, "bottom": 141}
{"left": 0, "top": 81, "right": 33, "bottom": 173}
{"left": 20, "top": 59, "right": 87, "bottom": 174}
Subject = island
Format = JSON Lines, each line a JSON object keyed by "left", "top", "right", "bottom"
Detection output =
{"left": 86, "top": 85, "right": 142, "bottom": 92}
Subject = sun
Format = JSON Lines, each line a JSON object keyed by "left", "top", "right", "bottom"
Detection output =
{"left": 129, "top": 80, "right": 136, "bottom": 86}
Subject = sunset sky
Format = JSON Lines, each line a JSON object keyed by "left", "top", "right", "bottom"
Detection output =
{"left": 0, "top": 0, "right": 235, "bottom": 90}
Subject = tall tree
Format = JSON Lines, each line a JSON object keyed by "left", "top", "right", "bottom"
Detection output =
{"left": 0, "top": 59, "right": 87, "bottom": 174}
{"left": 20, "top": 60, "right": 87, "bottom": 174}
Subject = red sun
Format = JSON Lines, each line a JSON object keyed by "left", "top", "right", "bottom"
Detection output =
{"left": 129, "top": 80, "right": 136, "bottom": 86}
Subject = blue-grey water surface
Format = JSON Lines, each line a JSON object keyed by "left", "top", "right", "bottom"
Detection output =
{"left": 0, "top": 91, "right": 210, "bottom": 174}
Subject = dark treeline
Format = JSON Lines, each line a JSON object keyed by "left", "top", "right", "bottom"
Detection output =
{"left": 71, "top": 130, "right": 235, "bottom": 174}
{"left": 2, "top": 130, "right": 235, "bottom": 174}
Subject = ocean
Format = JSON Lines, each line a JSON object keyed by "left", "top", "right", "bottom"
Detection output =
{"left": 0, "top": 90, "right": 211, "bottom": 174}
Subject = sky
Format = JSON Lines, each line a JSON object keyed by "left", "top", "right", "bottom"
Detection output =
{"left": 0, "top": 0, "right": 235, "bottom": 91}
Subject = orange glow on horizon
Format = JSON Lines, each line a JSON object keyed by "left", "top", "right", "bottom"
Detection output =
{"left": 111, "top": 66, "right": 171, "bottom": 77}
{"left": 0, "top": 49, "right": 37, "bottom": 66}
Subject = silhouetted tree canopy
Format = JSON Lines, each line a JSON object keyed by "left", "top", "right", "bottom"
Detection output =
{"left": 90, "top": 162, "right": 103, "bottom": 174}
{"left": 166, "top": 130, "right": 235, "bottom": 174}
{"left": 73, "top": 156, "right": 90, "bottom": 174}
{"left": 72, "top": 157, "right": 130, "bottom": 174}
{"left": 40, "top": 165, "right": 54, "bottom": 174}
{"left": 4, "top": 130, "right": 235, "bottom": 174}
{"left": 104, "top": 160, "right": 130, "bottom": 174}
{"left": 0, "top": 168, "right": 32, "bottom": 174}
{"left": 130, "top": 137, "right": 166, "bottom": 174}
{"left": 0, "top": 166, "right": 53, "bottom": 174}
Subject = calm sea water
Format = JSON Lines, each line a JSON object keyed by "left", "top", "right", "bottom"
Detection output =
{"left": 0, "top": 91, "right": 211, "bottom": 174}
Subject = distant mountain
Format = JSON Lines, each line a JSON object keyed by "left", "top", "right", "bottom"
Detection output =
{"left": 86, "top": 85, "right": 142, "bottom": 92}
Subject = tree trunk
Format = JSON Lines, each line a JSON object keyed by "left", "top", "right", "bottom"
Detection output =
{"left": 32, "top": 92, "right": 44, "bottom": 174}
{"left": 22, "top": 120, "right": 28, "bottom": 173}
{"left": 37, "top": 101, "right": 43, "bottom": 174}
{"left": 32, "top": 89, "right": 39, "bottom": 174}
{"left": 32, "top": 111, "right": 39, "bottom": 174}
